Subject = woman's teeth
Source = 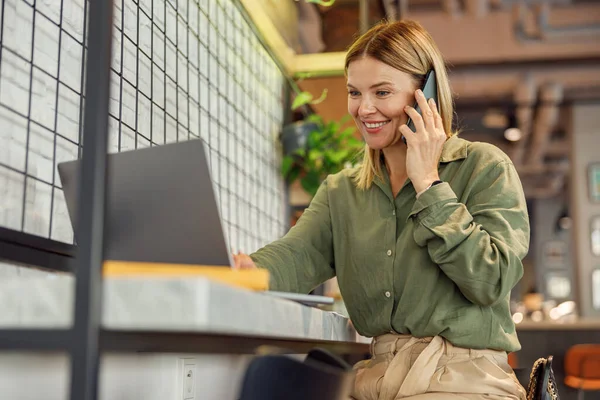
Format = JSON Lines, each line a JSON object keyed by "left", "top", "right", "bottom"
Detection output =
{"left": 365, "top": 121, "right": 389, "bottom": 128}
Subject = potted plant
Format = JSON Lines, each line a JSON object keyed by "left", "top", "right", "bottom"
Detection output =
{"left": 280, "top": 99, "right": 364, "bottom": 197}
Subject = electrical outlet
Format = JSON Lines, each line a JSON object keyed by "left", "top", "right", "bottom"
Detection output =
{"left": 180, "top": 358, "right": 196, "bottom": 400}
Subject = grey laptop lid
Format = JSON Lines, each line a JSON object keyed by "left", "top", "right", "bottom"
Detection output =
{"left": 57, "top": 139, "right": 233, "bottom": 267}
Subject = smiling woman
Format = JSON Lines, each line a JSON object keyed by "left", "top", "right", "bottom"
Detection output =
{"left": 234, "top": 19, "right": 530, "bottom": 400}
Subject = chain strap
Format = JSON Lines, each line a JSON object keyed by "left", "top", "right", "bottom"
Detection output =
{"left": 526, "top": 358, "right": 559, "bottom": 400}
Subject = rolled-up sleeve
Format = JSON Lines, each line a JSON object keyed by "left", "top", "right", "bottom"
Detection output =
{"left": 408, "top": 160, "right": 530, "bottom": 306}
{"left": 250, "top": 177, "right": 335, "bottom": 293}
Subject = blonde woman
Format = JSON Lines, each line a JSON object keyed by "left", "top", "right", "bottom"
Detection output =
{"left": 234, "top": 20, "right": 528, "bottom": 400}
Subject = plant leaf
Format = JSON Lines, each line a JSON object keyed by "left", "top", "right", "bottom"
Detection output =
{"left": 281, "top": 155, "right": 294, "bottom": 178}
{"left": 291, "top": 91, "right": 313, "bottom": 110}
{"left": 310, "top": 88, "right": 328, "bottom": 105}
{"left": 346, "top": 137, "right": 364, "bottom": 148}
{"left": 339, "top": 126, "right": 356, "bottom": 139}
{"left": 308, "top": 149, "right": 323, "bottom": 163}
{"left": 330, "top": 149, "right": 351, "bottom": 164}
{"left": 306, "top": 114, "right": 323, "bottom": 124}
{"left": 292, "top": 148, "right": 306, "bottom": 158}
{"left": 287, "top": 165, "right": 301, "bottom": 184}
{"left": 300, "top": 171, "right": 322, "bottom": 197}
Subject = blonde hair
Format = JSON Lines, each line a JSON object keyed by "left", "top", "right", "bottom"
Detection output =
{"left": 345, "top": 20, "right": 456, "bottom": 190}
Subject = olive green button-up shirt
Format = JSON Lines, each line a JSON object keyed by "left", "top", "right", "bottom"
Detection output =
{"left": 250, "top": 136, "right": 529, "bottom": 352}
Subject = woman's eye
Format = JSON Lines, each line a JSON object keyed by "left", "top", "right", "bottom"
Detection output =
{"left": 376, "top": 90, "right": 390, "bottom": 97}
{"left": 348, "top": 90, "right": 360, "bottom": 97}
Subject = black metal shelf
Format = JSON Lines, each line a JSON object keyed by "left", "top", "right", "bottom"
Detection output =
{"left": 0, "top": 227, "right": 74, "bottom": 272}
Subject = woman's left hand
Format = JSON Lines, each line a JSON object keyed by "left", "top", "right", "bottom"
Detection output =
{"left": 399, "top": 89, "right": 447, "bottom": 194}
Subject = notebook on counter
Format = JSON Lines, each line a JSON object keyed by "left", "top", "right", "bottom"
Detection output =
{"left": 57, "top": 139, "right": 333, "bottom": 306}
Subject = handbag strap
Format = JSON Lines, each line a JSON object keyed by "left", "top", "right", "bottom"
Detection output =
{"left": 526, "top": 357, "right": 560, "bottom": 400}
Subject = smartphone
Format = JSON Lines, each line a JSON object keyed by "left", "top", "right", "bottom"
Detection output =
{"left": 402, "top": 69, "right": 438, "bottom": 144}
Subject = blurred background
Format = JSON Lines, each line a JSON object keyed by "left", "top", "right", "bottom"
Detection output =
{"left": 281, "top": 0, "right": 600, "bottom": 322}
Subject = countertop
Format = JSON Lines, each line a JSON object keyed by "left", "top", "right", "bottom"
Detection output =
{"left": 0, "top": 273, "right": 369, "bottom": 344}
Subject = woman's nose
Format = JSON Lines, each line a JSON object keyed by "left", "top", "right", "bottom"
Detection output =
{"left": 358, "top": 100, "right": 376, "bottom": 117}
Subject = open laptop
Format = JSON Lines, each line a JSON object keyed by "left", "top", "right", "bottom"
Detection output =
{"left": 57, "top": 139, "right": 333, "bottom": 307}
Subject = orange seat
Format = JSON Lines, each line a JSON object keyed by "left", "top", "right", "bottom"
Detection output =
{"left": 565, "top": 376, "right": 600, "bottom": 391}
{"left": 564, "top": 344, "right": 600, "bottom": 398}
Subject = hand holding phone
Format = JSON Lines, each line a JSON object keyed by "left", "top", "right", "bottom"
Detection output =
{"left": 402, "top": 70, "right": 438, "bottom": 144}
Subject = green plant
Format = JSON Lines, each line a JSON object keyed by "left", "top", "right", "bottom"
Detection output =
{"left": 281, "top": 113, "right": 364, "bottom": 197}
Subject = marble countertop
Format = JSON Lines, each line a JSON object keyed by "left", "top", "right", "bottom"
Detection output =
{"left": 0, "top": 273, "right": 368, "bottom": 344}
{"left": 515, "top": 319, "right": 600, "bottom": 330}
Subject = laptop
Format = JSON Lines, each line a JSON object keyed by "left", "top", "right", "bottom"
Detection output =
{"left": 57, "top": 139, "right": 333, "bottom": 307}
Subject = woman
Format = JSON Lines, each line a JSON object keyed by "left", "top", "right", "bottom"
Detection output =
{"left": 234, "top": 19, "right": 529, "bottom": 400}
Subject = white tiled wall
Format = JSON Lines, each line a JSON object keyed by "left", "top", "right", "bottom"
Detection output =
{"left": 0, "top": 0, "right": 287, "bottom": 255}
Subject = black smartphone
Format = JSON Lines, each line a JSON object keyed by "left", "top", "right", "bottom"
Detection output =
{"left": 402, "top": 69, "right": 438, "bottom": 144}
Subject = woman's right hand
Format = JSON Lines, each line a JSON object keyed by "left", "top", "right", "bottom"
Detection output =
{"left": 232, "top": 252, "right": 257, "bottom": 270}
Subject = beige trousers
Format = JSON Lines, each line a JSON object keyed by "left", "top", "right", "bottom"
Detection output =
{"left": 351, "top": 334, "right": 526, "bottom": 400}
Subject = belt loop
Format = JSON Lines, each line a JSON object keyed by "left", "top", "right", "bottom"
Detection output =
{"left": 370, "top": 337, "right": 376, "bottom": 355}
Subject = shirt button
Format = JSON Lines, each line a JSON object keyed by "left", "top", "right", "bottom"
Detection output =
{"left": 387, "top": 249, "right": 392, "bottom": 256}
{"left": 392, "top": 209, "right": 396, "bottom": 216}
{"left": 385, "top": 291, "right": 391, "bottom": 298}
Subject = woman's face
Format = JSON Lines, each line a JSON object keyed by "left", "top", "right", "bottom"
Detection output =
{"left": 346, "top": 57, "right": 417, "bottom": 150}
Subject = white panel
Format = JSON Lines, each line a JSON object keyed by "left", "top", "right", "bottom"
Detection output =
{"left": 3, "top": 0, "right": 33, "bottom": 61}
{"left": 109, "top": 71, "right": 122, "bottom": 118}
{"left": 56, "top": 84, "right": 80, "bottom": 143}
{"left": 51, "top": 189, "right": 74, "bottom": 243}
{"left": 27, "top": 123, "right": 54, "bottom": 183}
{"left": 31, "top": 68, "right": 57, "bottom": 130}
{"left": 23, "top": 178, "right": 52, "bottom": 237}
{"left": 121, "top": 80, "right": 137, "bottom": 129}
{"left": 62, "top": 0, "right": 85, "bottom": 42}
{"left": 1, "top": 50, "right": 32, "bottom": 116}
{"left": 122, "top": 36, "right": 137, "bottom": 84}
{"left": 165, "top": 113, "right": 177, "bottom": 144}
{"left": 138, "top": 94, "right": 151, "bottom": 138}
{"left": 123, "top": 0, "right": 138, "bottom": 44}
{"left": 0, "top": 108, "right": 28, "bottom": 171}
{"left": 152, "top": 104, "right": 165, "bottom": 145}
{"left": 0, "top": 166, "right": 25, "bottom": 231}
{"left": 34, "top": 13, "right": 60, "bottom": 78}
{"left": 59, "top": 32, "right": 83, "bottom": 93}
{"left": 138, "top": 52, "right": 152, "bottom": 98}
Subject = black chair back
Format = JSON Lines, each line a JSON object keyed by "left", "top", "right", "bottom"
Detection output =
{"left": 238, "top": 348, "right": 353, "bottom": 400}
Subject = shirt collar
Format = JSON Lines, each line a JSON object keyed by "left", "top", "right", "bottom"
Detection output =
{"left": 371, "top": 135, "right": 468, "bottom": 200}
{"left": 439, "top": 135, "right": 468, "bottom": 163}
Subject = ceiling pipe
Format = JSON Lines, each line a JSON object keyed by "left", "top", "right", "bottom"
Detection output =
{"left": 442, "top": 0, "right": 463, "bottom": 18}
{"left": 359, "top": 0, "right": 369, "bottom": 34}
{"left": 509, "top": 75, "right": 537, "bottom": 165}
{"left": 523, "top": 173, "right": 565, "bottom": 199}
{"left": 382, "top": 0, "right": 397, "bottom": 21}
{"left": 527, "top": 82, "right": 563, "bottom": 166}
{"left": 397, "top": 0, "right": 408, "bottom": 20}
{"left": 464, "top": 0, "right": 490, "bottom": 18}
{"left": 296, "top": 1, "right": 325, "bottom": 54}
{"left": 512, "top": 1, "right": 600, "bottom": 42}
{"left": 538, "top": 2, "right": 600, "bottom": 40}
{"left": 517, "top": 161, "right": 569, "bottom": 175}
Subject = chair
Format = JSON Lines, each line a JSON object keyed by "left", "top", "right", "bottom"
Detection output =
{"left": 564, "top": 344, "right": 600, "bottom": 400}
{"left": 237, "top": 348, "right": 353, "bottom": 400}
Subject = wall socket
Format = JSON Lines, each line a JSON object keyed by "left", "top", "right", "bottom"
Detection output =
{"left": 179, "top": 358, "right": 196, "bottom": 400}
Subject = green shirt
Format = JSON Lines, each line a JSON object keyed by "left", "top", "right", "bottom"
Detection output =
{"left": 250, "top": 136, "right": 529, "bottom": 352}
